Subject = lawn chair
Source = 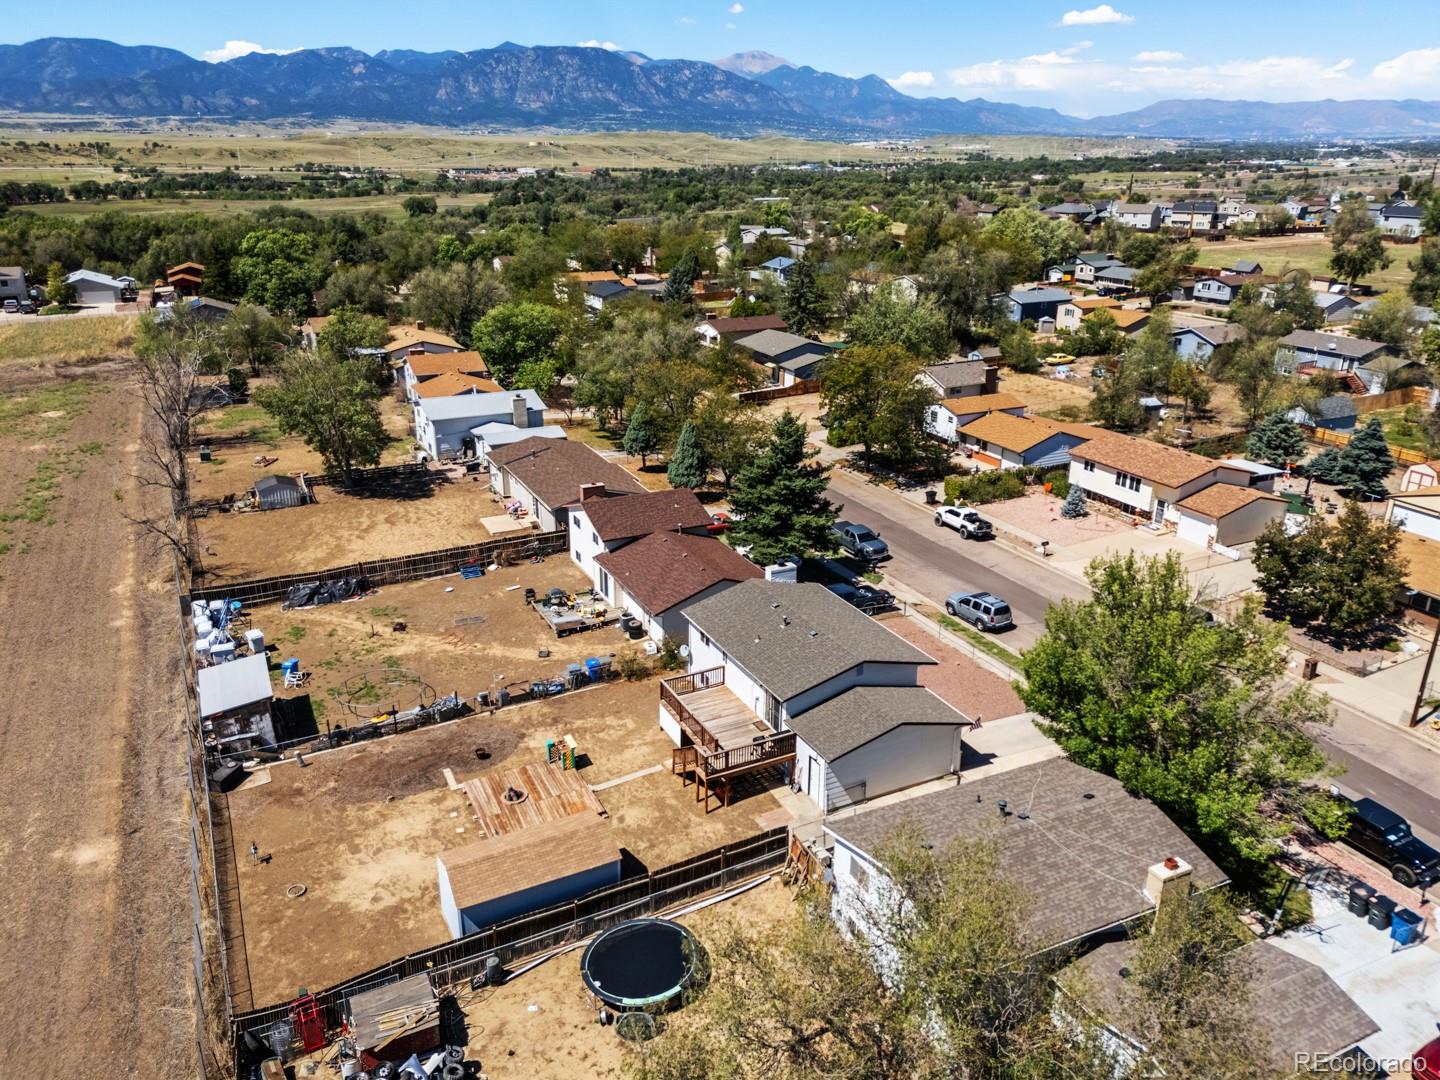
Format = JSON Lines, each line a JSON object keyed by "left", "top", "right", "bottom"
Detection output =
{"left": 284, "top": 668, "right": 310, "bottom": 689}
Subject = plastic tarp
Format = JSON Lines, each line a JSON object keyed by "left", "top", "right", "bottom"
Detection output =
{"left": 281, "top": 576, "right": 371, "bottom": 610}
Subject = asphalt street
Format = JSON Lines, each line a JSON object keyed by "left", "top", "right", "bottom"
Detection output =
{"left": 826, "top": 468, "right": 1440, "bottom": 842}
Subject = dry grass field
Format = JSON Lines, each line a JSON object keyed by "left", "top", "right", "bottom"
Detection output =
{"left": 0, "top": 312, "right": 139, "bottom": 366}
{"left": 1193, "top": 233, "right": 1417, "bottom": 293}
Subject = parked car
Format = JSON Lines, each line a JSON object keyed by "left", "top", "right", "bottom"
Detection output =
{"left": 1412, "top": 1036, "right": 1440, "bottom": 1080}
{"left": 944, "top": 591, "right": 1014, "bottom": 632}
{"left": 1341, "top": 796, "right": 1440, "bottom": 888}
{"left": 825, "top": 581, "right": 894, "bottom": 615}
{"left": 1, "top": 299, "right": 17, "bottom": 314}
{"left": 831, "top": 521, "right": 890, "bottom": 562}
{"left": 18, "top": 300, "right": 35, "bottom": 314}
{"left": 934, "top": 505, "right": 993, "bottom": 539}
{"left": 707, "top": 512, "right": 732, "bottom": 534}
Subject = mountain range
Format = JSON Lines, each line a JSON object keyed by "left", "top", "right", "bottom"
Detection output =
{"left": 2, "top": 37, "right": 1440, "bottom": 140}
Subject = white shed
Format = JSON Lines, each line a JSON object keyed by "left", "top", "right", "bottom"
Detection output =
{"left": 1175, "top": 485, "right": 1287, "bottom": 548}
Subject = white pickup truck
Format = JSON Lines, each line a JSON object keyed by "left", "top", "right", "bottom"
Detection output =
{"left": 933, "top": 505, "right": 993, "bottom": 540}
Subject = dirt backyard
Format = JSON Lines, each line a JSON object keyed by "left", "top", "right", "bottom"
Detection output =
{"left": 227, "top": 674, "right": 782, "bottom": 1006}
{"left": 0, "top": 365, "right": 195, "bottom": 1077}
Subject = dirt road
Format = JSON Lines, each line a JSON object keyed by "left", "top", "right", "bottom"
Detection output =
{"left": 0, "top": 371, "right": 195, "bottom": 1077}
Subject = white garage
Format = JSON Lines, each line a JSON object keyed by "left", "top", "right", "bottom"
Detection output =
{"left": 1175, "top": 484, "right": 1287, "bottom": 549}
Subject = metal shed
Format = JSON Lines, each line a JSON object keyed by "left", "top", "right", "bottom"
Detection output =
{"left": 252, "top": 475, "right": 310, "bottom": 510}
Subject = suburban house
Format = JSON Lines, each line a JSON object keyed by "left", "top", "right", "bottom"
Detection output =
{"left": 915, "top": 358, "right": 998, "bottom": 399}
{"left": 435, "top": 763, "right": 620, "bottom": 938}
{"left": 1274, "top": 330, "right": 1397, "bottom": 393}
{"left": 402, "top": 351, "right": 492, "bottom": 401}
{"left": 1229, "top": 258, "right": 1263, "bottom": 275}
{"left": 0, "top": 265, "right": 27, "bottom": 303}
{"left": 1168, "top": 200, "right": 1218, "bottom": 231}
{"left": 1373, "top": 202, "right": 1424, "bottom": 238}
{"left": 1173, "top": 323, "right": 1246, "bottom": 363}
{"left": 695, "top": 313, "right": 787, "bottom": 347}
{"left": 847, "top": 268, "right": 921, "bottom": 303}
{"left": 1111, "top": 203, "right": 1163, "bottom": 231}
{"left": 755, "top": 256, "right": 798, "bottom": 286}
{"left": 660, "top": 580, "right": 969, "bottom": 813}
{"left": 1386, "top": 486, "right": 1440, "bottom": 613}
{"left": 1173, "top": 484, "right": 1287, "bottom": 549}
{"left": 66, "top": 269, "right": 138, "bottom": 305}
{"left": 411, "top": 372, "right": 505, "bottom": 400}
{"left": 569, "top": 487, "right": 713, "bottom": 588}
{"left": 1063, "top": 938, "right": 1377, "bottom": 1074}
{"left": 166, "top": 261, "right": 204, "bottom": 297}
{"left": 383, "top": 323, "right": 462, "bottom": 366}
{"left": 1068, "top": 434, "right": 1255, "bottom": 524}
{"left": 1043, "top": 201, "right": 1096, "bottom": 222}
{"left": 826, "top": 757, "right": 1227, "bottom": 955}
{"left": 181, "top": 296, "right": 237, "bottom": 323}
{"left": 1103, "top": 308, "right": 1150, "bottom": 335}
{"left": 1286, "top": 395, "right": 1359, "bottom": 432}
{"left": 957, "top": 413, "right": 1094, "bottom": 470}
{"left": 1004, "top": 286, "right": 1073, "bottom": 323}
{"left": 584, "top": 279, "right": 635, "bottom": 312}
{"left": 924, "top": 392, "right": 1027, "bottom": 444}
{"left": 1192, "top": 274, "right": 1253, "bottom": 306}
{"left": 1056, "top": 295, "right": 1121, "bottom": 331}
{"left": 412, "top": 388, "right": 547, "bottom": 461}
{"left": 1312, "top": 291, "right": 1362, "bottom": 324}
{"left": 732, "top": 329, "right": 833, "bottom": 385}
{"left": 1094, "top": 264, "right": 1139, "bottom": 292}
{"left": 488, "top": 436, "right": 646, "bottom": 532}
{"left": 1073, "top": 252, "right": 1123, "bottom": 285}
{"left": 597, "top": 531, "right": 763, "bottom": 642}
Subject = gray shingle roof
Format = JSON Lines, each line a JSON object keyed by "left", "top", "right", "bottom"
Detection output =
{"left": 1173, "top": 324, "right": 1246, "bottom": 347}
{"left": 826, "top": 757, "right": 1228, "bottom": 949}
{"left": 732, "top": 329, "right": 829, "bottom": 359}
{"left": 922, "top": 360, "right": 989, "bottom": 392}
{"left": 1065, "top": 938, "right": 1378, "bottom": 1070}
{"left": 684, "top": 582, "right": 934, "bottom": 701}
{"left": 787, "top": 685, "right": 967, "bottom": 761}
{"left": 1313, "top": 396, "right": 1359, "bottom": 420}
{"left": 1278, "top": 330, "right": 1389, "bottom": 361}
{"left": 1009, "top": 286, "right": 1074, "bottom": 305}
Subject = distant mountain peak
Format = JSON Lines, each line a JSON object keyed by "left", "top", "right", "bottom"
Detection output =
{"left": 714, "top": 50, "right": 793, "bottom": 75}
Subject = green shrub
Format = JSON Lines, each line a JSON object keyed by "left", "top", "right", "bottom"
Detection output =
{"left": 1043, "top": 469, "right": 1070, "bottom": 497}
{"left": 943, "top": 469, "right": 1026, "bottom": 505}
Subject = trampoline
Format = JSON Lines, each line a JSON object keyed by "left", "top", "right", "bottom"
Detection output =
{"left": 580, "top": 918, "right": 704, "bottom": 1011}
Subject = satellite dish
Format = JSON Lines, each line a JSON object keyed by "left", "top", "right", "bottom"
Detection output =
{"left": 678, "top": 645, "right": 690, "bottom": 658}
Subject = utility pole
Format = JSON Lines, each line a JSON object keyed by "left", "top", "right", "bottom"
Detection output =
{"left": 1409, "top": 615, "right": 1439, "bottom": 727}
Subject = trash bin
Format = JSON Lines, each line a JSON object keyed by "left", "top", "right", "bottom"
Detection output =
{"left": 1368, "top": 894, "right": 1396, "bottom": 930}
{"left": 924, "top": 488, "right": 938, "bottom": 505}
{"left": 1391, "top": 907, "right": 1422, "bottom": 947}
{"left": 1302, "top": 655, "right": 1319, "bottom": 680}
{"left": 1348, "top": 881, "right": 1376, "bottom": 917}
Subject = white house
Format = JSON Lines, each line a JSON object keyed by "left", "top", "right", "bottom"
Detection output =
{"left": 1399, "top": 460, "right": 1440, "bottom": 492}
{"left": 65, "top": 269, "right": 137, "bottom": 305}
{"left": 487, "top": 436, "right": 646, "bottom": 532}
{"left": 1274, "top": 330, "right": 1397, "bottom": 394}
{"left": 1192, "top": 274, "right": 1252, "bottom": 306}
{"left": 569, "top": 487, "right": 714, "bottom": 592}
{"left": 382, "top": 323, "right": 462, "bottom": 366}
{"left": 597, "top": 531, "right": 763, "bottom": 642}
{"left": 923, "top": 392, "right": 1026, "bottom": 444}
{"left": 1374, "top": 203, "right": 1424, "bottom": 238}
{"left": 660, "top": 581, "right": 968, "bottom": 814}
{"left": 1387, "top": 487, "right": 1440, "bottom": 614}
{"left": 1068, "top": 433, "right": 1255, "bottom": 524}
{"left": 1173, "top": 484, "right": 1287, "bottom": 549}
{"left": 916, "top": 358, "right": 996, "bottom": 400}
{"left": 1111, "top": 203, "right": 1163, "bottom": 231}
{"left": 412, "top": 389, "right": 546, "bottom": 461}
{"left": 1056, "top": 296, "right": 1121, "bottom": 331}
{"left": 0, "top": 265, "right": 28, "bottom": 303}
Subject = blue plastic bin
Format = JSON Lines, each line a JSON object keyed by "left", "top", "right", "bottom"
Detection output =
{"left": 1391, "top": 907, "right": 1422, "bottom": 947}
{"left": 280, "top": 657, "right": 301, "bottom": 677}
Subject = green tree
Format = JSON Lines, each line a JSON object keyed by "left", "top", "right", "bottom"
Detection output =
{"left": 1339, "top": 417, "right": 1395, "bottom": 498}
{"left": 922, "top": 242, "right": 1017, "bottom": 342}
{"left": 1019, "top": 551, "right": 1339, "bottom": 867}
{"left": 402, "top": 194, "right": 437, "bottom": 217}
{"left": 1329, "top": 197, "right": 1392, "bottom": 292}
{"left": 315, "top": 305, "right": 388, "bottom": 365}
{"left": 472, "top": 301, "right": 569, "bottom": 386}
{"left": 316, "top": 264, "right": 389, "bottom": 317}
{"left": 998, "top": 323, "right": 1040, "bottom": 373}
{"left": 408, "top": 262, "right": 509, "bottom": 339}
{"left": 1215, "top": 336, "right": 1285, "bottom": 429}
{"left": 513, "top": 357, "right": 561, "bottom": 400}
{"left": 1355, "top": 289, "right": 1421, "bottom": 349}
{"left": 665, "top": 420, "right": 708, "bottom": 489}
{"left": 1254, "top": 502, "right": 1405, "bottom": 636}
{"left": 781, "top": 257, "right": 827, "bottom": 337}
{"left": 1064, "top": 309, "right": 1125, "bottom": 357}
{"left": 728, "top": 411, "right": 837, "bottom": 565}
{"left": 1167, "top": 358, "right": 1212, "bottom": 423}
{"left": 1407, "top": 238, "right": 1440, "bottom": 305}
{"left": 662, "top": 249, "right": 701, "bottom": 304}
{"left": 44, "top": 261, "right": 76, "bottom": 307}
{"left": 1246, "top": 410, "right": 1307, "bottom": 466}
{"left": 1088, "top": 363, "right": 1146, "bottom": 431}
{"left": 220, "top": 302, "right": 292, "bottom": 376}
{"left": 256, "top": 350, "right": 388, "bottom": 483}
{"left": 844, "top": 285, "right": 950, "bottom": 361}
{"left": 621, "top": 401, "right": 660, "bottom": 467}
{"left": 233, "top": 227, "right": 321, "bottom": 317}
{"left": 1060, "top": 485, "right": 1088, "bottom": 518}
{"left": 820, "top": 343, "right": 935, "bottom": 468}
{"left": 981, "top": 207, "right": 1082, "bottom": 280}
{"left": 1258, "top": 271, "right": 1323, "bottom": 331}
{"left": 693, "top": 394, "right": 766, "bottom": 490}
{"left": 1125, "top": 306, "right": 1177, "bottom": 394}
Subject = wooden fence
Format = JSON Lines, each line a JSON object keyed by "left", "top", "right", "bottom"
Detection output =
{"left": 1304, "top": 425, "right": 1429, "bottom": 466}
{"left": 188, "top": 528, "right": 569, "bottom": 607}
{"left": 738, "top": 378, "right": 821, "bottom": 403}
{"left": 229, "top": 826, "right": 789, "bottom": 1064}
{"left": 1352, "top": 386, "right": 1431, "bottom": 416}
{"left": 303, "top": 461, "right": 431, "bottom": 489}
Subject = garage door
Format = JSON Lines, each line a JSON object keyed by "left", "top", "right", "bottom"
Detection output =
{"left": 1175, "top": 511, "right": 1214, "bottom": 549}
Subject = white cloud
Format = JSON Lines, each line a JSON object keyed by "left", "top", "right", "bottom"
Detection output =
{"left": 728, "top": 2, "right": 744, "bottom": 12}
{"left": 202, "top": 40, "right": 300, "bottom": 63}
{"left": 1133, "top": 49, "right": 1183, "bottom": 63}
{"left": 1060, "top": 4, "right": 1133, "bottom": 26}
{"left": 1372, "top": 47, "right": 1440, "bottom": 84}
{"left": 577, "top": 40, "right": 623, "bottom": 50}
{"left": 725, "top": 21, "right": 737, "bottom": 30}
{"left": 676, "top": 16, "right": 697, "bottom": 24}
{"left": 888, "top": 70, "right": 936, "bottom": 91}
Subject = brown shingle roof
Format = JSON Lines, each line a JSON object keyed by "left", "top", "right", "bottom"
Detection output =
{"left": 581, "top": 488, "right": 712, "bottom": 543}
{"left": 412, "top": 371, "right": 504, "bottom": 398}
{"left": 386, "top": 325, "right": 462, "bottom": 352}
{"left": 1177, "top": 484, "right": 1283, "bottom": 520}
{"left": 1396, "top": 531, "right": 1440, "bottom": 598}
{"left": 1071, "top": 435, "right": 1219, "bottom": 489}
{"left": 826, "top": 758, "right": 1228, "bottom": 950}
{"left": 596, "top": 531, "right": 762, "bottom": 615}
{"left": 1105, "top": 309, "right": 1150, "bottom": 330}
{"left": 960, "top": 412, "right": 1091, "bottom": 454}
{"left": 407, "top": 350, "right": 489, "bottom": 378}
{"left": 489, "top": 438, "right": 645, "bottom": 511}
{"left": 940, "top": 392, "right": 1026, "bottom": 417}
{"left": 1066, "top": 296, "right": 1122, "bottom": 310}
{"left": 705, "top": 314, "right": 788, "bottom": 335}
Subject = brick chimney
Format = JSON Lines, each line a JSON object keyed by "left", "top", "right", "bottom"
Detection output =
{"left": 983, "top": 365, "right": 1000, "bottom": 394}
{"left": 1144, "top": 856, "right": 1193, "bottom": 932}
{"left": 511, "top": 394, "right": 530, "bottom": 429}
{"left": 414, "top": 319, "right": 425, "bottom": 331}
{"left": 578, "top": 483, "right": 606, "bottom": 502}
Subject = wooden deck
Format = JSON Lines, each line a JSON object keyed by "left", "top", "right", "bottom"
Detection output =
{"left": 462, "top": 762, "right": 605, "bottom": 839}
{"left": 679, "top": 685, "right": 774, "bottom": 750}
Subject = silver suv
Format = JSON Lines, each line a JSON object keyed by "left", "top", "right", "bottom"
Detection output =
{"left": 945, "top": 591, "right": 1014, "bottom": 632}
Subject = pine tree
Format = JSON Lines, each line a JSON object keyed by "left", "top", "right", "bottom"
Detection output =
{"left": 728, "top": 411, "right": 837, "bottom": 566}
{"left": 1246, "top": 411, "right": 1307, "bottom": 467}
{"left": 662, "top": 251, "right": 700, "bottom": 304}
{"left": 781, "top": 258, "right": 827, "bottom": 337}
{"left": 665, "top": 420, "right": 708, "bottom": 489}
{"left": 622, "top": 402, "right": 660, "bottom": 467}
{"left": 1340, "top": 418, "right": 1395, "bottom": 498}
{"left": 1304, "top": 446, "right": 1351, "bottom": 486}
{"left": 1060, "top": 485, "right": 1088, "bottom": 518}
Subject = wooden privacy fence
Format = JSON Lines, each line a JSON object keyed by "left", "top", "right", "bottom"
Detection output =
{"left": 303, "top": 461, "right": 431, "bottom": 489}
{"left": 1352, "top": 386, "right": 1432, "bottom": 416}
{"left": 229, "top": 827, "right": 789, "bottom": 1061}
{"left": 1304, "top": 425, "right": 1428, "bottom": 466}
{"left": 738, "top": 378, "right": 821, "bottom": 403}
{"left": 188, "top": 528, "right": 569, "bottom": 607}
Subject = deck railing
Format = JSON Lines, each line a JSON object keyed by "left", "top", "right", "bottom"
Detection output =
{"left": 699, "top": 731, "right": 797, "bottom": 777}
{"left": 659, "top": 668, "right": 726, "bottom": 754}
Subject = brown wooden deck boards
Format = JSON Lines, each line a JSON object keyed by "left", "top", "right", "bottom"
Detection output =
{"left": 462, "top": 762, "right": 605, "bottom": 839}
{"left": 680, "top": 685, "right": 774, "bottom": 750}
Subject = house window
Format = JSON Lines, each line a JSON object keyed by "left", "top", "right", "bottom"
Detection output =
{"left": 1116, "top": 471, "right": 1141, "bottom": 493}
{"left": 1082, "top": 460, "right": 1095, "bottom": 473}
{"left": 700, "top": 631, "right": 711, "bottom": 648}
{"left": 591, "top": 531, "right": 598, "bottom": 546}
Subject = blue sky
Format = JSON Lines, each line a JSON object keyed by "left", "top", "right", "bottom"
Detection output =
{"left": 16, "top": 1, "right": 1440, "bottom": 116}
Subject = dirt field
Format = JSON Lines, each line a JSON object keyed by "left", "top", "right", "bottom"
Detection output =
{"left": 228, "top": 672, "right": 782, "bottom": 1005}
{"left": 999, "top": 370, "right": 1095, "bottom": 418}
{"left": 0, "top": 368, "right": 195, "bottom": 1075}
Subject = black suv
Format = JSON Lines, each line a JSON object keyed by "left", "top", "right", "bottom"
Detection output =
{"left": 825, "top": 581, "right": 894, "bottom": 615}
{"left": 1343, "top": 797, "right": 1440, "bottom": 887}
